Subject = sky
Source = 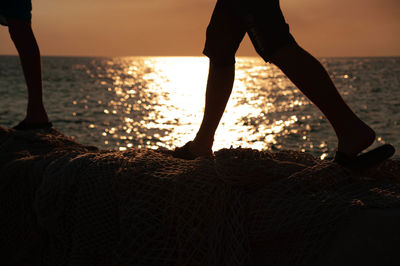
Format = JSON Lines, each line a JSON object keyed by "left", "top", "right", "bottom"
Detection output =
{"left": 0, "top": 0, "right": 399, "bottom": 57}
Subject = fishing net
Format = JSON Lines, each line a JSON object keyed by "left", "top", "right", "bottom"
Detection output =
{"left": 0, "top": 126, "right": 399, "bottom": 265}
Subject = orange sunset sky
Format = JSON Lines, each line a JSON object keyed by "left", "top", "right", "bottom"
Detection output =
{"left": 1, "top": 0, "right": 399, "bottom": 57}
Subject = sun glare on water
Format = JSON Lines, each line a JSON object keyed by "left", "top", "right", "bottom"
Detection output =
{"left": 98, "top": 56, "right": 323, "bottom": 157}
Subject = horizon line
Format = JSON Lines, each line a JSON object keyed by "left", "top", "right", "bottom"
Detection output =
{"left": 1, "top": 53, "right": 399, "bottom": 59}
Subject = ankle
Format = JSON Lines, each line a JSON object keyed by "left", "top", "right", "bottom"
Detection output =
{"left": 24, "top": 111, "right": 49, "bottom": 124}
{"left": 193, "top": 133, "right": 214, "bottom": 147}
{"left": 191, "top": 138, "right": 213, "bottom": 156}
{"left": 337, "top": 125, "right": 375, "bottom": 156}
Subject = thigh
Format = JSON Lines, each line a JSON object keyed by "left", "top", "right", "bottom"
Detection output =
{"left": 236, "top": 0, "right": 296, "bottom": 62}
{"left": 203, "top": 0, "right": 247, "bottom": 66}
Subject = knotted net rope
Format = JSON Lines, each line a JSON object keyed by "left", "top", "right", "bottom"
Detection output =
{"left": 0, "top": 126, "right": 399, "bottom": 265}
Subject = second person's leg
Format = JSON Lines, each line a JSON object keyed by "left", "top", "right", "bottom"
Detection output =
{"left": 8, "top": 18, "right": 49, "bottom": 126}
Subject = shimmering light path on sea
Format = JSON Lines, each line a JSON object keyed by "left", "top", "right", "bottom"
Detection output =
{"left": 1, "top": 56, "right": 399, "bottom": 159}
{"left": 95, "top": 57, "right": 327, "bottom": 158}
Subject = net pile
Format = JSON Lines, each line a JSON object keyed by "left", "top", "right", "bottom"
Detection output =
{"left": 0, "top": 126, "right": 399, "bottom": 265}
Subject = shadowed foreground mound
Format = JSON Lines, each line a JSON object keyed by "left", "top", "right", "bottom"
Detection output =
{"left": 0, "top": 126, "right": 399, "bottom": 266}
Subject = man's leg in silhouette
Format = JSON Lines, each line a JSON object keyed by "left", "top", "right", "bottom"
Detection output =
{"left": 269, "top": 43, "right": 375, "bottom": 157}
{"left": 8, "top": 18, "right": 49, "bottom": 125}
{"left": 183, "top": 43, "right": 376, "bottom": 159}
{"left": 174, "top": 0, "right": 383, "bottom": 161}
{"left": 187, "top": 62, "right": 235, "bottom": 157}
{"left": 173, "top": 0, "right": 244, "bottom": 158}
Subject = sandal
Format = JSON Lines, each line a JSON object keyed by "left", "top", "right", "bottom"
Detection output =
{"left": 334, "top": 144, "right": 395, "bottom": 171}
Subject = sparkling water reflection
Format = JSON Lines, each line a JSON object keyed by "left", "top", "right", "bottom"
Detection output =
{"left": 1, "top": 56, "right": 399, "bottom": 159}
{"left": 98, "top": 57, "right": 318, "bottom": 155}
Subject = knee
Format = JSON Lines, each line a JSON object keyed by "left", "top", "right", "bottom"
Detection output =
{"left": 251, "top": 28, "right": 298, "bottom": 63}
{"left": 205, "top": 52, "right": 236, "bottom": 68}
{"left": 8, "top": 19, "right": 31, "bottom": 42}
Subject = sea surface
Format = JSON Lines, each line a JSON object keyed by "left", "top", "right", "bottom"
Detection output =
{"left": 1, "top": 56, "right": 399, "bottom": 159}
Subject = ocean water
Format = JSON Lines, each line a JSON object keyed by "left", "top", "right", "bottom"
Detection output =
{"left": 0, "top": 55, "right": 399, "bottom": 159}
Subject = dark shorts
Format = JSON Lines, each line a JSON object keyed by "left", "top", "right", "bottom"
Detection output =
{"left": 0, "top": 0, "right": 32, "bottom": 26}
{"left": 203, "top": 0, "right": 297, "bottom": 65}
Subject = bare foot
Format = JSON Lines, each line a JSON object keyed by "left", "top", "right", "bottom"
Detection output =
{"left": 173, "top": 140, "right": 213, "bottom": 160}
{"left": 189, "top": 139, "right": 213, "bottom": 158}
{"left": 14, "top": 108, "right": 51, "bottom": 130}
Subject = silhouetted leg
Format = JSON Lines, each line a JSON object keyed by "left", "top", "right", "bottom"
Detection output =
{"left": 173, "top": 0, "right": 244, "bottom": 158}
{"left": 269, "top": 43, "right": 375, "bottom": 157}
{"left": 188, "top": 62, "right": 235, "bottom": 157}
{"left": 8, "top": 18, "right": 49, "bottom": 125}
